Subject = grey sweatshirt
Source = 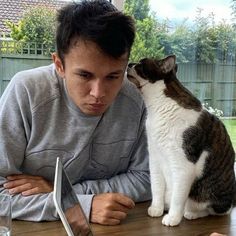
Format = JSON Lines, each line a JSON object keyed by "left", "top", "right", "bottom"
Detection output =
{"left": 0, "top": 64, "right": 151, "bottom": 221}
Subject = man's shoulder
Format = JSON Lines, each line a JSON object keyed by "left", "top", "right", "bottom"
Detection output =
{"left": 13, "top": 64, "right": 56, "bottom": 86}
{"left": 9, "top": 64, "right": 61, "bottom": 109}
{"left": 119, "top": 77, "right": 144, "bottom": 110}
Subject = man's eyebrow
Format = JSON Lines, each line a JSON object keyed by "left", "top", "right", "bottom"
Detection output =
{"left": 73, "top": 68, "right": 124, "bottom": 75}
{"left": 74, "top": 69, "right": 92, "bottom": 74}
{"left": 108, "top": 70, "right": 124, "bottom": 75}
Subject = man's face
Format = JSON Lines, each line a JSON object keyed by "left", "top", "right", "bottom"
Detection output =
{"left": 53, "top": 39, "right": 128, "bottom": 116}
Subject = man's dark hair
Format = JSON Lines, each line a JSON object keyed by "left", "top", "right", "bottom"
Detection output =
{"left": 56, "top": 0, "right": 135, "bottom": 62}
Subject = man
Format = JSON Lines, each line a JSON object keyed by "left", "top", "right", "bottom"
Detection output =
{"left": 0, "top": 0, "right": 151, "bottom": 225}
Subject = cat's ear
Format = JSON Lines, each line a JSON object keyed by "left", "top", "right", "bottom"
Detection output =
{"left": 160, "top": 55, "right": 176, "bottom": 74}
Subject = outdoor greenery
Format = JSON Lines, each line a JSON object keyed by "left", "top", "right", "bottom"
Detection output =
{"left": 5, "top": 6, "right": 56, "bottom": 54}
{"left": 4, "top": 0, "right": 236, "bottom": 63}
{"left": 124, "top": 0, "right": 236, "bottom": 150}
{"left": 203, "top": 103, "right": 236, "bottom": 151}
{"left": 124, "top": 0, "right": 164, "bottom": 61}
{"left": 223, "top": 119, "right": 236, "bottom": 151}
{"left": 232, "top": 0, "right": 236, "bottom": 28}
{"left": 124, "top": 0, "right": 236, "bottom": 63}
{"left": 203, "top": 102, "right": 224, "bottom": 118}
{"left": 1, "top": 0, "right": 236, "bottom": 149}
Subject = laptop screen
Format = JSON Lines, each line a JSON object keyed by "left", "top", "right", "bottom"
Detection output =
{"left": 54, "top": 158, "right": 93, "bottom": 236}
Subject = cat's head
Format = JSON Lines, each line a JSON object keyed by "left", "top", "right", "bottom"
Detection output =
{"left": 127, "top": 55, "right": 202, "bottom": 111}
{"left": 127, "top": 55, "right": 177, "bottom": 91}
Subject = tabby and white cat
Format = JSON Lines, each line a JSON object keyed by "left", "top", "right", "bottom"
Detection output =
{"left": 127, "top": 55, "right": 236, "bottom": 226}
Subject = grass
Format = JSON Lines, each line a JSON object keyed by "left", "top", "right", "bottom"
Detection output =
{"left": 222, "top": 119, "right": 236, "bottom": 152}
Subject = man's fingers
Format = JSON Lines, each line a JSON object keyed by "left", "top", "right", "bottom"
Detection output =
{"left": 4, "top": 179, "right": 31, "bottom": 188}
{"left": 112, "top": 193, "right": 135, "bottom": 209}
{"left": 7, "top": 175, "right": 41, "bottom": 180}
{"left": 22, "top": 187, "right": 40, "bottom": 196}
{"left": 3, "top": 175, "right": 53, "bottom": 195}
{"left": 7, "top": 183, "right": 33, "bottom": 194}
{"left": 106, "top": 201, "right": 131, "bottom": 213}
{"left": 100, "top": 218, "right": 121, "bottom": 226}
{"left": 98, "top": 211, "right": 127, "bottom": 225}
{"left": 108, "top": 210, "right": 127, "bottom": 221}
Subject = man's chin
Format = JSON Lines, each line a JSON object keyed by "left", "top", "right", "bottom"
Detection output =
{"left": 86, "top": 111, "right": 104, "bottom": 116}
{"left": 82, "top": 107, "right": 107, "bottom": 116}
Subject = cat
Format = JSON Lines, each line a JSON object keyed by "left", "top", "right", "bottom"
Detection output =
{"left": 127, "top": 55, "right": 236, "bottom": 226}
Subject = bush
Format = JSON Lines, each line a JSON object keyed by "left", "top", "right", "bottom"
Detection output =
{"left": 6, "top": 6, "right": 56, "bottom": 55}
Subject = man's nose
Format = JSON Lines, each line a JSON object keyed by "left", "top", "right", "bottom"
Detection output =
{"left": 90, "top": 79, "right": 105, "bottom": 99}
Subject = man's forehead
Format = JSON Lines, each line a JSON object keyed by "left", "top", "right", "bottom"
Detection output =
{"left": 70, "top": 38, "right": 129, "bottom": 61}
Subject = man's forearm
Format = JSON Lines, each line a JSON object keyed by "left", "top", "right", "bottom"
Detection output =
{"left": 75, "top": 170, "right": 151, "bottom": 202}
{"left": 0, "top": 187, "right": 57, "bottom": 221}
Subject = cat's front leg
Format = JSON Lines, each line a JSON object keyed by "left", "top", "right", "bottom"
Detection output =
{"left": 148, "top": 162, "right": 165, "bottom": 217}
{"left": 162, "top": 163, "right": 195, "bottom": 226}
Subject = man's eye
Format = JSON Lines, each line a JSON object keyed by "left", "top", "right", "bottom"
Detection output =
{"left": 107, "top": 75, "right": 119, "bottom": 80}
{"left": 77, "top": 73, "right": 91, "bottom": 79}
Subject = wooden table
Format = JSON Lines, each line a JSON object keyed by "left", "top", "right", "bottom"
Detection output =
{"left": 12, "top": 201, "right": 236, "bottom": 236}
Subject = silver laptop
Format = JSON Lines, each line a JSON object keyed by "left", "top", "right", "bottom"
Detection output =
{"left": 53, "top": 157, "right": 94, "bottom": 236}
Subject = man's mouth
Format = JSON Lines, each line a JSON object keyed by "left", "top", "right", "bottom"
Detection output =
{"left": 88, "top": 103, "right": 106, "bottom": 111}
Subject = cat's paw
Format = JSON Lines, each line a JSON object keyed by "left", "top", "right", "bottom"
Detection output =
{"left": 162, "top": 213, "right": 182, "bottom": 226}
{"left": 148, "top": 205, "right": 164, "bottom": 217}
{"left": 184, "top": 211, "right": 209, "bottom": 220}
{"left": 184, "top": 211, "right": 199, "bottom": 220}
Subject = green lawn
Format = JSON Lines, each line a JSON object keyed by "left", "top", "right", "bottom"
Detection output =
{"left": 222, "top": 119, "right": 236, "bottom": 151}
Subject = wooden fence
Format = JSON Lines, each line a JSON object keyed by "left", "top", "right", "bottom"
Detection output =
{"left": 0, "top": 40, "right": 53, "bottom": 95}
{"left": 178, "top": 63, "right": 236, "bottom": 117}
{"left": 0, "top": 40, "right": 236, "bottom": 117}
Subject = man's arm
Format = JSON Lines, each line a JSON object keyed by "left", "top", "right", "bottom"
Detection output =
{"left": 0, "top": 75, "right": 59, "bottom": 221}
{"left": 2, "top": 110, "right": 150, "bottom": 223}
{"left": 74, "top": 104, "right": 151, "bottom": 201}
{"left": 72, "top": 108, "right": 152, "bottom": 224}
{"left": 0, "top": 183, "right": 57, "bottom": 221}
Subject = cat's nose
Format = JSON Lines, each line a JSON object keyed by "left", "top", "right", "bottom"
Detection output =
{"left": 128, "top": 62, "right": 136, "bottom": 68}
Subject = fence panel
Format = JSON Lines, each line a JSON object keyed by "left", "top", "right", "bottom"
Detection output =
{"left": 178, "top": 63, "right": 236, "bottom": 116}
{"left": 0, "top": 40, "right": 236, "bottom": 117}
{"left": 0, "top": 55, "right": 52, "bottom": 95}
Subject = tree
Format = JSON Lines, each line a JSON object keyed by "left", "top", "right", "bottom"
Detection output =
{"left": 214, "top": 21, "right": 236, "bottom": 63}
{"left": 124, "top": 0, "right": 164, "bottom": 62}
{"left": 231, "top": 0, "right": 236, "bottom": 27}
{"left": 6, "top": 6, "right": 56, "bottom": 52}
{"left": 191, "top": 8, "right": 217, "bottom": 63}
{"left": 124, "top": 0, "right": 150, "bottom": 20}
{"left": 156, "top": 19, "right": 196, "bottom": 63}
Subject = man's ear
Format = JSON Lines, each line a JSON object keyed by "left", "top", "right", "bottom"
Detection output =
{"left": 52, "top": 53, "right": 65, "bottom": 78}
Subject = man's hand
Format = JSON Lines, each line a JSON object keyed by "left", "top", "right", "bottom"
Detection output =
{"left": 3, "top": 174, "right": 53, "bottom": 196}
{"left": 91, "top": 193, "right": 135, "bottom": 225}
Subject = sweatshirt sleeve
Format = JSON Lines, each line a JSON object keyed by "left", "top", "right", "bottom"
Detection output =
{"left": 0, "top": 78, "right": 92, "bottom": 221}
{"left": 0, "top": 75, "right": 58, "bottom": 221}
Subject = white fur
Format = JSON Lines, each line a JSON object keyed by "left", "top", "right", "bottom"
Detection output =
{"left": 129, "top": 70, "right": 212, "bottom": 226}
